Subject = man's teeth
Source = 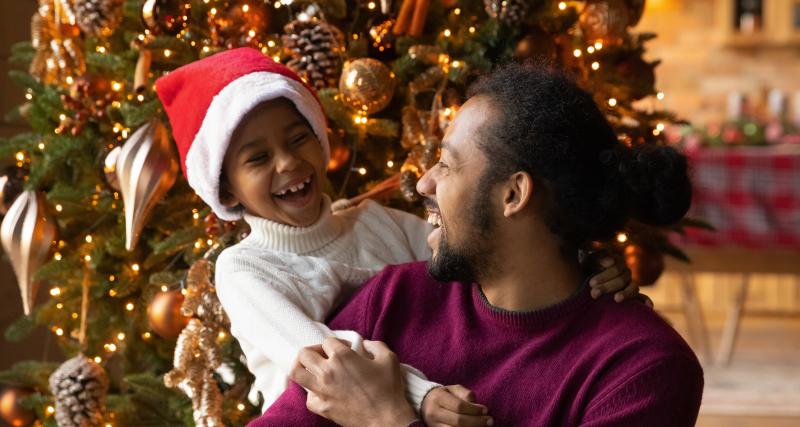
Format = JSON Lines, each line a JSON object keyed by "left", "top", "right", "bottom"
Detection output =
{"left": 427, "top": 212, "right": 442, "bottom": 227}
{"left": 274, "top": 177, "right": 311, "bottom": 196}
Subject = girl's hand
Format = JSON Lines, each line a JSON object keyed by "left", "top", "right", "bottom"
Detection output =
{"left": 421, "top": 385, "right": 493, "bottom": 427}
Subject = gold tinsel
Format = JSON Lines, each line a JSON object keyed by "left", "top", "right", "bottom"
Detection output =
{"left": 30, "top": 0, "right": 86, "bottom": 85}
{"left": 164, "top": 259, "right": 229, "bottom": 427}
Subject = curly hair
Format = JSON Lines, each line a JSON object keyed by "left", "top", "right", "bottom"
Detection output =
{"left": 467, "top": 62, "right": 692, "bottom": 251}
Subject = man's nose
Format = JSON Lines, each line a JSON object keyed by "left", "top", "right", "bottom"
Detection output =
{"left": 416, "top": 169, "right": 435, "bottom": 198}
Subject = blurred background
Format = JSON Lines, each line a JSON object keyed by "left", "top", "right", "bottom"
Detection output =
{"left": 1, "top": 0, "right": 798, "bottom": 426}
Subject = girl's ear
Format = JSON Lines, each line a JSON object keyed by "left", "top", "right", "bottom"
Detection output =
{"left": 219, "top": 177, "right": 240, "bottom": 208}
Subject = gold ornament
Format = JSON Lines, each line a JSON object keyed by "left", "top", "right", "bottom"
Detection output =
{"left": 368, "top": 19, "right": 395, "bottom": 56}
{"left": 116, "top": 119, "right": 179, "bottom": 251}
{"left": 164, "top": 259, "right": 229, "bottom": 426}
{"left": 0, "top": 386, "right": 35, "bottom": 427}
{"left": 0, "top": 166, "right": 26, "bottom": 216}
{"left": 141, "top": 0, "right": 190, "bottom": 36}
{"left": 339, "top": 58, "right": 395, "bottom": 115}
{"left": 74, "top": 0, "right": 123, "bottom": 37}
{"left": 49, "top": 355, "right": 109, "bottom": 427}
{"left": 580, "top": 0, "right": 630, "bottom": 45}
{"left": 209, "top": 0, "right": 270, "bottom": 49}
{"left": 148, "top": 290, "right": 190, "bottom": 339}
{"left": 326, "top": 127, "right": 351, "bottom": 172}
{"left": 29, "top": 0, "right": 86, "bottom": 85}
{"left": 1, "top": 191, "right": 57, "bottom": 315}
{"left": 624, "top": 244, "right": 664, "bottom": 286}
{"left": 102, "top": 146, "right": 121, "bottom": 191}
{"left": 133, "top": 49, "right": 153, "bottom": 93}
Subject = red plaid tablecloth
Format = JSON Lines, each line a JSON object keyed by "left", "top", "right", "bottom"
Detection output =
{"left": 679, "top": 146, "right": 800, "bottom": 249}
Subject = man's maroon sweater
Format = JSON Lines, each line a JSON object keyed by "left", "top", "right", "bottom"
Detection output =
{"left": 251, "top": 262, "right": 703, "bottom": 426}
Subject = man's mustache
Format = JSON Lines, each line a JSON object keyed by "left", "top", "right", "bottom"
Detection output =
{"left": 423, "top": 198, "right": 439, "bottom": 212}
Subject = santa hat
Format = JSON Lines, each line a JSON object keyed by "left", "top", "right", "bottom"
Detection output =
{"left": 155, "top": 47, "right": 330, "bottom": 221}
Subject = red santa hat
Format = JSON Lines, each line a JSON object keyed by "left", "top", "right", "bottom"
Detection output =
{"left": 155, "top": 47, "right": 330, "bottom": 221}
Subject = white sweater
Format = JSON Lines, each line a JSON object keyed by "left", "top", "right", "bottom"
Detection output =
{"left": 215, "top": 196, "right": 438, "bottom": 412}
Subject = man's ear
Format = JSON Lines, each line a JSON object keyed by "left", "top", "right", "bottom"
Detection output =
{"left": 502, "top": 171, "right": 534, "bottom": 218}
{"left": 219, "top": 178, "right": 240, "bottom": 208}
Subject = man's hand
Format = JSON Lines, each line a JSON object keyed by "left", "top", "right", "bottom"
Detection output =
{"left": 421, "top": 385, "right": 493, "bottom": 427}
{"left": 289, "top": 338, "right": 417, "bottom": 427}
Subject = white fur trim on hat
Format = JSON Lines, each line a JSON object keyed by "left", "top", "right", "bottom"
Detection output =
{"left": 184, "top": 72, "right": 330, "bottom": 221}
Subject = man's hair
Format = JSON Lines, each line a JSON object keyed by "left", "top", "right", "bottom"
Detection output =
{"left": 467, "top": 62, "right": 692, "bottom": 250}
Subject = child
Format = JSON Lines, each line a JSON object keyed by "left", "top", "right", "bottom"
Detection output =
{"left": 155, "top": 48, "right": 635, "bottom": 425}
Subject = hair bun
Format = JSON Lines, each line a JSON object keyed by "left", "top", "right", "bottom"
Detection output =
{"left": 619, "top": 145, "right": 692, "bottom": 226}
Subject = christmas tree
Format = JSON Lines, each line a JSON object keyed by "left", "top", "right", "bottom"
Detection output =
{"left": 0, "top": 0, "right": 690, "bottom": 425}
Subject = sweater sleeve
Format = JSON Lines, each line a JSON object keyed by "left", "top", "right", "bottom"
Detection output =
{"left": 579, "top": 355, "right": 703, "bottom": 427}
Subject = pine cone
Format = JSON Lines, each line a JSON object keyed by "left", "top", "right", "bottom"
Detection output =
{"left": 400, "top": 169, "right": 419, "bottom": 202}
{"left": 484, "top": 0, "right": 530, "bottom": 27}
{"left": 49, "top": 355, "right": 109, "bottom": 427}
{"left": 74, "top": 0, "right": 123, "bottom": 37}
{"left": 282, "top": 20, "right": 344, "bottom": 90}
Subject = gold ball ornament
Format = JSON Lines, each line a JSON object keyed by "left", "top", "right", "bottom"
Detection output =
{"left": 1, "top": 191, "right": 57, "bottom": 315}
{"left": 148, "top": 290, "right": 191, "bottom": 339}
{"left": 339, "top": 58, "right": 395, "bottom": 115}
{"left": 141, "top": 0, "right": 190, "bottom": 36}
{"left": 116, "top": 119, "right": 179, "bottom": 251}
{"left": 0, "top": 387, "right": 35, "bottom": 427}
{"left": 624, "top": 244, "right": 665, "bottom": 286}
{"left": 579, "top": 0, "right": 631, "bottom": 45}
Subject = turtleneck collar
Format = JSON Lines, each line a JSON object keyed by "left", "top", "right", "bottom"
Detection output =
{"left": 241, "top": 195, "right": 342, "bottom": 255}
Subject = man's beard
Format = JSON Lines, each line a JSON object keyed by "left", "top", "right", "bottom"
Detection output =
{"left": 427, "top": 175, "right": 496, "bottom": 284}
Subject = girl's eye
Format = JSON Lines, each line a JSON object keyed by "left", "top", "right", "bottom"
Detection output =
{"left": 290, "top": 133, "right": 310, "bottom": 146}
{"left": 437, "top": 161, "right": 448, "bottom": 169}
{"left": 247, "top": 153, "right": 269, "bottom": 164}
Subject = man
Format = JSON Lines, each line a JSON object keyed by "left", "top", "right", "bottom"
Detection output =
{"left": 250, "top": 63, "right": 703, "bottom": 427}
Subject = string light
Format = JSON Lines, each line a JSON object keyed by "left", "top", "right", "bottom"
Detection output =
{"left": 656, "top": 123, "right": 665, "bottom": 131}
{"left": 443, "top": 28, "right": 452, "bottom": 37}
{"left": 210, "top": 7, "right": 217, "bottom": 15}
{"left": 125, "top": 302, "right": 135, "bottom": 311}
{"left": 111, "top": 81, "right": 122, "bottom": 91}
{"left": 181, "top": 289, "right": 188, "bottom": 296}
{"left": 218, "top": 331, "right": 226, "bottom": 339}
{"left": 469, "top": 26, "right": 476, "bottom": 33}
{"left": 65, "top": 76, "right": 74, "bottom": 85}
{"left": 587, "top": 46, "right": 595, "bottom": 54}
{"left": 237, "top": 403, "right": 246, "bottom": 411}
{"left": 96, "top": 46, "right": 106, "bottom": 53}
{"left": 55, "top": 327, "right": 64, "bottom": 336}
{"left": 248, "top": 29, "right": 256, "bottom": 37}
{"left": 55, "top": 204, "right": 63, "bottom": 212}
{"left": 451, "top": 60, "right": 461, "bottom": 68}
{"left": 652, "top": 129, "right": 660, "bottom": 136}
{"left": 206, "top": 239, "right": 213, "bottom": 246}
{"left": 108, "top": 275, "right": 115, "bottom": 282}
{"left": 267, "top": 40, "right": 276, "bottom": 48}
{"left": 56, "top": 303, "right": 63, "bottom": 309}
{"left": 558, "top": 2, "right": 567, "bottom": 10}
{"left": 242, "top": 3, "right": 249, "bottom": 12}
{"left": 274, "top": 1, "right": 281, "bottom": 8}
{"left": 573, "top": 49, "right": 582, "bottom": 58}
{"left": 137, "top": 94, "right": 145, "bottom": 102}
{"left": 202, "top": 46, "right": 210, "bottom": 53}
{"left": 608, "top": 98, "right": 617, "bottom": 107}
{"left": 591, "top": 61, "right": 600, "bottom": 70}
{"left": 161, "top": 285, "right": 168, "bottom": 292}
{"left": 594, "top": 41, "right": 603, "bottom": 50}
{"left": 454, "top": 8, "right": 461, "bottom": 15}
{"left": 367, "top": 1, "right": 375, "bottom": 9}
{"left": 142, "top": 332, "right": 152, "bottom": 340}
{"left": 131, "top": 263, "right": 140, "bottom": 272}
{"left": 38, "top": 142, "right": 45, "bottom": 150}
{"left": 50, "top": 287, "right": 61, "bottom": 296}
{"left": 84, "top": 255, "right": 92, "bottom": 262}
{"left": 117, "top": 332, "right": 126, "bottom": 340}
{"left": 25, "top": 92, "right": 33, "bottom": 100}
{"left": 94, "top": 356, "right": 102, "bottom": 363}
{"left": 616, "top": 233, "right": 628, "bottom": 243}
{"left": 46, "top": 405, "right": 55, "bottom": 415}
{"left": 71, "top": 312, "right": 79, "bottom": 319}
{"left": 387, "top": 160, "right": 394, "bottom": 168}
{"left": 657, "top": 92, "right": 665, "bottom": 100}
{"left": 54, "top": 252, "right": 62, "bottom": 261}
{"left": 358, "top": 167, "right": 367, "bottom": 175}
{"left": 85, "top": 234, "right": 93, "bottom": 243}
{"left": 164, "top": 49, "right": 172, "bottom": 58}
{"left": 109, "top": 289, "right": 117, "bottom": 297}
{"left": 104, "top": 343, "right": 117, "bottom": 352}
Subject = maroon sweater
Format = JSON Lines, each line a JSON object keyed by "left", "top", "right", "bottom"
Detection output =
{"left": 250, "top": 262, "right": 703, "bottom": 426}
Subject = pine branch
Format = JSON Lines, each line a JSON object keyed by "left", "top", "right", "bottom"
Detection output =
{"left": 0, "top": 361, "right": 59, "bottom": 390}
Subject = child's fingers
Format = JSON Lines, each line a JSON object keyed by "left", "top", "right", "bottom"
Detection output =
{"left": 445, "top": 384, "right": 477, "bottom": 403}
{"left": 588, "top": 265, "right": 621, "bottom": 287}
{"left": 428, "top": 409, "right": 493, "bottom": 427}
{"left": 437, "top": 393, "right": 488, "bottom": 416}
{"left": 614, "top": 283, "right": 640, "bottom": 303}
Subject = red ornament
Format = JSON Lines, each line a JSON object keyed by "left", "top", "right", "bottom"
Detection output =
{"left": 624, "top": 244, "right": 664, "bottom": 286}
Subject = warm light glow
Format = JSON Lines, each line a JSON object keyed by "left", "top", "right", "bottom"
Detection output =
{"left": 181, "top": 288, "right": 188, "bottom": 296}
{"left": 137, "top": 94, "right": 145, "bottom": 102}
{"left": 657, "top": 92, "right": 665, "bottom": 100}
{"left": 94, "top": 356, "right": 102, "bottom": 363}
{"left": 454, "top": 8, "right": 461, "bottom": 15}
{"left": 38, "top": 142, "right": 45, "bottom": 150}
{"left": 573, "top": 49, "right": 582, "bottom": 58}
{"left": 358, "top": 167, "right": 367, "bottom": 175}
{"left": 56, "top": 303, "right": 63, "bottom": 309}
{"left": 25, "top": 93, "right": 33, "bottom": 100}
{"left": 273, "top": 55, "right": 281, "bottom": 62}
{"left": 616, "top": 233, "right": 628, "bottom": 243}
{"left": 105, "top": 343, "right": 117, "bottom": 352}
{"left": 50, "top": 287, "right": 61, "bottom": 296}
{"left": 367, "top": 1, "right": 376, "bottom": 9}
{"left": 248, "top": 29, "right": 256, "bottom": 37}
{"left": 443, "top": 29, "right": 451, "bottom": 37}
{"left": 210, "top": 7, "right": 217, "bottom": 15}
{"left": 206, "top": 239, "right": 213, "bottom": 245}
{"left": 652, "top": 129, "right": 661, "bottom": 136}
{"left": 451, "top": 60, "right": 461, "bottom": 68}
{"left": 109, "top": 289, "right": 117, "bottom": 297}
{"left": 203, "top": 46, "right": 210, "bottom": 53}
{"left": 274, "top": 1, "right": 281, "bottom": 8}
{"left": 608, "top": 98, "right": 617, "bottom": 107}
{"left": 242, "top": 3, "right": 249, "bottom": 12}
{"left": 109, "top": 275, "right": 115, "bottom": 282}
{"left": 131, "top": 263, "right": 140, "bottom": 272}
{"left": 46, "top": 405, "right": 55, "bottom": 415}
{"left": 194, "top": 240, "right": 202, "bottom": 249}
{"left": 161, "top": 285, "right": 168, "bottom": 292}
{"left": 558, "top": 2, "right": 567, "bottom": 10}
{"left": 65, "top": 76, "right": 74, "bottom": 85}
{"left": 117, "top": 332, "right": 125, "bottom": 340}
{"left": 164, "top": 49, "right": 172, "bottom": 58}
{"left": 84, "top": 255, "right": 92, "bottom": 262}
{"left": 142, "top": 332, "right": 152, "bottom": 340}
{"left": 56, "top": 204, "right": 63, "bottom": 212}
{"left": 237, "top": 403, "right": 246, "bottom": 411}
{"left": 125, "top": 302, "right": 135, "bottom": 311}
{"left": 96, "top": 46, "right": 107, "bottom": 53}
{"left": 591, "top": 61, "right": 600, "bottom": 70}
{"left": 587, "top": 46, "right": 595, "bottom": 54}
{"left": 54, "top": 252, "right": 62, "bottom": 261}
{"left": 85, "top": 235, "right": 93, "bottom": 243}
{"left": 71, "top": 312, "right": 78, "bottom": 319}
{"left": 218, "top": 331, "right": 226, "bottom": 339}
{"left": 111, "top": 81, "right": 122, "bottom": 91}
{"left": 387, "top": 160, "right": 394, "bottom": 168}
{"left": 55, "top": 327, "right": 64, "bottom": 336}
{"left": 656, "top": 123, "right": 665, "bottom": 131}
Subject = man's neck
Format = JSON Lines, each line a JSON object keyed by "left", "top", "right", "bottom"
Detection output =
{"left": 478, "top": 225, "right": 582, "bottom": 312}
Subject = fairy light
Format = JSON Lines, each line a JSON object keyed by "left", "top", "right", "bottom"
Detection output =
{"left": 267, "top": 40, "right": 276, "bottom": 48}
{"left": 85, "top": 234, "right": 93, "bottom": 243}
{"left": 181, "top": 289, "right": 188, "bottom": 296}
{"left": 202, "top": 46, "right": 210, "bottom": 53}
{"left": 594, "top": 41, "right": 603, "bottom": 50}
{"left": 71, "top": 312, "right": 78, "bottom": 319}
{"left": 84, "top": 254, "right": 92, "bottom": 262}
{"left": 109, "top": 289, "right": 117, "bottom": 297}
{"left": 206, "top": 239, "right": 213, "bottom": 246}
{"left": 559, "top": 2, "right": 567, "bottom": 10}
{"left": 451, "top": 60, "right": 461, "bottom": 68}
{"left": 108, "top": 275, "right": 115, "bottom": 282}
{"left": 55, "top": 204, "right": 63, "bottom": 212}
{"left": 387, "top": 160, "right": 394, "bottom": 168}
{"left": 54, "top": 252, "right": 62, "bottom": 261}
{"left": 274, "top": 1, "right": 281, "bottom": 8}
{"left": 137, "top": 94, "right": 145, "bottom": 102}
{"left": 38, "top": 142, "right": 45, "bottom": 150}
{"left": 142, "top": 332, "right": 152, "bottom": 340}
{"left": 25, "top": 93, "right": 33, "bottom": 100}
{"left": 104, "top": 343, "right": 117, "bottom": 352}
{"left": 117, "top": 332, "right": 126, "bottom": 340}
{"left": 131, "top": 263, "right": 140, "bottom": 272}
{"left": 573, "top": 49, "right": 582, "bottom": 58}
{"left": 591, "top": 61, "right": 600, "bottom": 70}
{"left": 242, "top": 3, "right": 249, "bottom": 12}
{"left": 657, "top": 92, "right": 665, "bottom": 100}
{"left": 161, "top": 285, "right": 168, "bottom": 292}
{"left": 65, "top": 76, "right": 74, "bottom": 85}
{"left": 56, "top": 303, "right": 63, "bottom": 309}
{"left": 587, "top": 46, "right": 595, "bottom": 53}
{"left": 94, "top": 356, "right": 102, "bottom": 363}
{"left": 194, "top": 240, "right": 202, "bottom": 249}
{"left": 652, "top": 129, "right": 661, "bottom": 136}
{"left": 358, "top": 167, "right": 367, "bottom": 175}
{"left": 192, "top": 212, "right": 200, "bottom": 220}
{"left": 50, "top": 287, "right": 61, "bottom": 296}
{"left": 273, "top": 55, "right": 281, "bottom": 62}
{"left": 46, "top": 405, "right": 55, "bottom": 415}
{"left": 125, "top": 302, "right": 135, "bottom": 311}
{"left": 367, "top": 1, "right": 376, "bottom": 9}
{"left": 55, "top": 328, "right": 64, "bottom": 336}
{"left": 237, "top": 403, "right": 246, "bottom": 411}
{"left": 210, "top": 7, "right": 217, "bottom": 15}
{"left": 164, "top": 49, "right": 172, "bottom": 58}
{"left": 443, "top": 28, "right": 452, "bottom": 37}
{"left": 469, "top": 26, "right": 476, "bottom": 33}
{"left": 454, "top": 7, "right": 461, "bottom": 15}
{"left": 111, "top": 81, "right": 122, "bottom": 91}
{"left": 96, "top": 46, "right": 106, "bottom": 53}
{"left": 608, "top": 98, "right": 617, "bottom": 107}
{"left": 656, "top": 123, "right": 665, "bottom": 131}
{"left": 617, "top": 233, "right": 628, "bottom": 243}
{"left": 248, "top": 29, "right": 256, "bottom": 37}
{"left": 218, "top": 331, "right": 226, "bottom": 339}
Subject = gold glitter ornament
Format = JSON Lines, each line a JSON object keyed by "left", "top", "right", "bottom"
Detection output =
{"left": 30, "top": 0, "right": 86, "bottom": 85}
{"left": 579, "top": 0, "right": 631, "bottom": 45}
{"left": 339, "top": 58, "right": 395, "bottom": 115}
{"left": 1, "top": 191, "right": 57, "bottom": 315}
{"left": 116, "top": 119, "right": 179, "bottom": 251}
